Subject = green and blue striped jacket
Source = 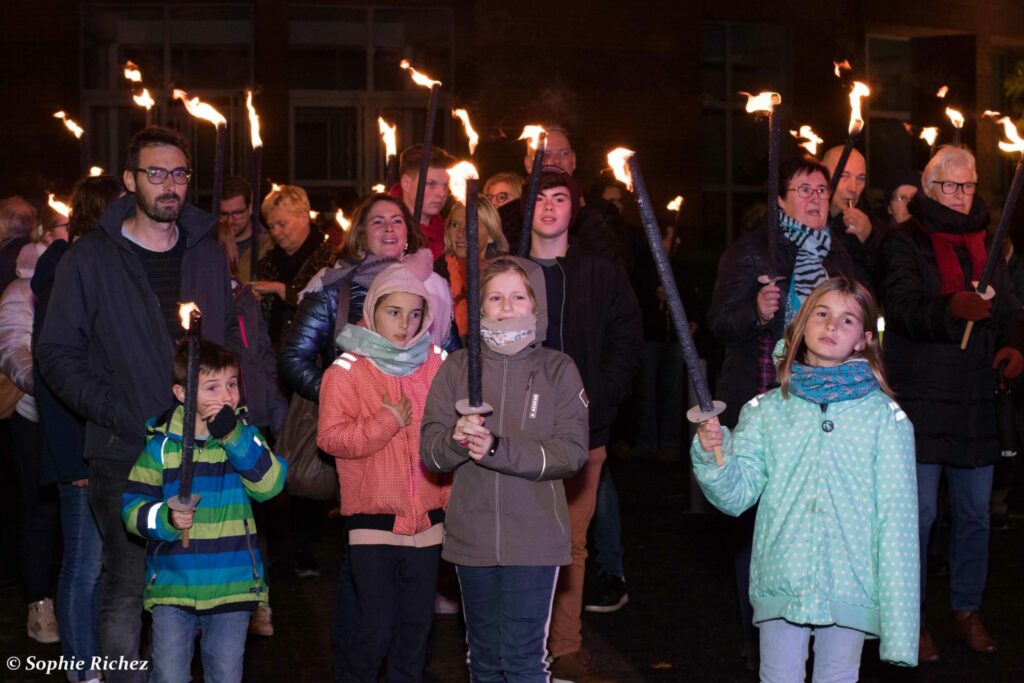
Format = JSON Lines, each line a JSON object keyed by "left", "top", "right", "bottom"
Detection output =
{"left": 122, "top": 406, "right": 286, "bottom": 613}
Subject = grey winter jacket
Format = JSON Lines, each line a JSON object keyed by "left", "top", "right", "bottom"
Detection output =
{"left": 420, "top": 258, "right": 589, "bottom": 567}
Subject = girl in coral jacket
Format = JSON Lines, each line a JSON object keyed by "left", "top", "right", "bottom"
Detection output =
{"left": 317, "top": 260, "right": 450, "bottom": 683}
{"left": 692, "top": 277, "right": 920, "bottom": 681}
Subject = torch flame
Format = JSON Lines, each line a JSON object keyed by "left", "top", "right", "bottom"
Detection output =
{"left": 945, "top": 107, "right": 965, "bottom": 129}
{"left": 518, "top": 125, "right": 546, "bottom": 151}
{"left": 89, "top": 166, "right": 104, "bottom": 176}
{"left": 270, "top": 182, "right": 283, "bottom": 193}
{"left": 452, "top": 109, "right": 479, "bottom": 155}
{"left": 371, "top": 183, "right": 386, "bottom": 193}
{"left": 47, "top": 193, "right": 71, "bottom": 218}
{"left": 996, "top": 117, "right": 1024, "bottom": 154}
{"left": 172, "top": 89, "right": 227, "bottom": 127}
{"left": 133, "top": 88, "right": 155, "bottom": 110}
{"left": 666, "top": 196, "right": 685, "bottom": 212}
{"left": 606, "top": 148, "right": 635, "bottom": 192}
{"left": 124, "top": 61, "right": 142, "bottom": 83}
{"left": 902, "top": 122, "right": 915, "bottom": 135}
{"left": 245, "top": 90, "right": 262, "bottom": 148}
{"left": 740, "top": 91, "right": 781, "bottom": 113}
{"left": 983, "top": 110, "right": 1002, "bottom": 119}
{"left": 309, "top": 211, "right": 319, "bottom": 221}
{"left": 936, "top": 85, "right": 949, "bottom": 99}
{"left": 919, "top": 127, "right": 939, "bottom": 146}
{"left": 833, "top": 59, "right": 851, "bottom": 78}
{"left": 447, "top": 161, "right": 480, "bottom": 205}
{"left": 377, "top": 117, "right": 397, "bottom": 159}
{"left": 399, "top": 59, "right": 442, "bottom": 89}
{"left": 846, "top": 81, "right": 871, "bottom": 135}
{"left": 53, "top": 111, "right": 84, "bottom": 139}
{"left": 789, "top": 125, "right": 824, "bottom": 155}
{"left": 336, "top": 209, "right": 350, "bottom": 232}
{"left": 178, "top": 302, "right": 200, "bottom": 330}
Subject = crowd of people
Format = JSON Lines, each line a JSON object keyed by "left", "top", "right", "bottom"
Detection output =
{"left": 0, "top": 120, "right": 1020, "bottom": 683}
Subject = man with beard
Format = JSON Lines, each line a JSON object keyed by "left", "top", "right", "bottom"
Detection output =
{"left": 37, "top": 126, "right": 238, "bottom": 682}
{"left": 219, "top": 175, "right": 270, "bottom": 282}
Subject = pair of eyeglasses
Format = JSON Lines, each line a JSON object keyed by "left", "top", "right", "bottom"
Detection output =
{"left": 132, "top": 166, "right": 192, "bottom": 185}
{"left": 486, "top": 192, "right": 511, "bottom": 204}
{"left": 931, "top": 180, "right": 978, "bottom": 196}
{"left": 786, "top": 185, "right": 831, "bottom": 199}
{"left": 219, "top": 208, "right": 248, "bottom": 219}
{"left": 892, "top": 194, "right": 914, "bottom": 203}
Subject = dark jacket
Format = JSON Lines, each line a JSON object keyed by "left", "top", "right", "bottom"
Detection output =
{"left": 31, "top": 239, "right": 86, "bottom": 483}
{"left": 254, "top": 230, "right": 337, "bottom": 345}
{"left": 877, "top": 194, "right": 1024, "bottom": 467}
{"left": 421, "top": 258, "right": 588, "bottom": 567}
{"left": 540, "top": 240, "right": 642, "bottom": 448}
{"left": 828, "top": 195, "right": 886, "bottom": 290}
{"left": 233, "top": 283, "right": 287, "bottom": 433}
{"left": 707, "top": 219, "right": 859, "bottom": 427}
{"left": 36, "top": 195, "right": 239, "bottom": 466}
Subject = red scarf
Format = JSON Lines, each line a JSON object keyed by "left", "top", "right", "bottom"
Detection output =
{"left": 927, "top": 229, "right": 987, "bottom": 294}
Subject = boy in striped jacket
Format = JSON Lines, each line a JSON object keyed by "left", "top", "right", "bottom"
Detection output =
{"left": 122, "top": 340, "right": 286, "bottom": 683}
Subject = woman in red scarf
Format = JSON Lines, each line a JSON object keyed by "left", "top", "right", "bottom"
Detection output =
{"left": 434, "top": 194, "right": 508, "bottom": 341}
{"left": 877, "top": 145, "right": 1024, "bottom": 664}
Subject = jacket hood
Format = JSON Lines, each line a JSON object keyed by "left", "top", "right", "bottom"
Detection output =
{"left": 509, "top": 256, "right": 549, "bottom": 345}
{"left": 362, "top": 259, "right": 435, "bottom": 347}
{"left": 15, "top": 242, "right": 45, "bottom": 279}
{"left": 99, "top": 194, "right": 218, "bottom": 248}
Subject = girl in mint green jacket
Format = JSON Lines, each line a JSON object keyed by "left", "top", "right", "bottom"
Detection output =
{"left": 693, "top": 278, "right": 919, "bottom": 680}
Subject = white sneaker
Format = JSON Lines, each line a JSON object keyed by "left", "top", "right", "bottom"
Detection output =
{"left": 434, "top": 592, "right": 460, "bottom": 615}
{"left": 249, "top": 604, "right": 274, "bottom": 636}
{"left": 27, "top": 598, "right": 60, "bottom": 643}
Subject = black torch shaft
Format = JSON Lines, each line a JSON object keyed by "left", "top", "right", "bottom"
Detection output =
{"left": 412, "top": 84, "right": 440, "bottom": 226}
{"left": 465, "top": 179, "right": 483, "bottom": 407}
{"left": 827, "top": 134, "right": 858, "bottom": 195}
{"left": 249, "top": 144, "right": 262, "bottom": 280}
{"left": 179, "top": 309, "right": 201, "bottom": 501}
{"left": 517, "top": 133, "right": 548, "bottom": 257}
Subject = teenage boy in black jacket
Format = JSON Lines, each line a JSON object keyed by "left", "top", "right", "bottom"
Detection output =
{"left": 527, "top": 171, "right": 642, "bottom": 682}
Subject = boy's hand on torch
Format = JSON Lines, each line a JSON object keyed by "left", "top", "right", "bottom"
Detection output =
{"left": 383, "top": 391, "right": 413, "bottom": 427}
{"left": 756, "top": 282, "right": 781, "bottom": 325}
{"left": 697, "top": 416, "right": 724, "bottom": 457}
{"left": 842, "top": 207, "right": 872, "bottom": 243}
{"left": 170, "top": 509, "right": 194, "bottom": 530}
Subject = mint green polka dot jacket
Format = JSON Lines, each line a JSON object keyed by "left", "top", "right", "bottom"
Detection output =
{"left": 691, "top": 388, "right": 920, "bottom": 667}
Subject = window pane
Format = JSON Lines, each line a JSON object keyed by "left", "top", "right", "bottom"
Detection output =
{"left": 294, "top": 107, "right": 358, "bottom": 182}
{"left": 701, "top": 192, "right": 727, "bottom": 250}
{"left": 701, "top": 110, "right": 726, "bottom": 185}
{"left": 868, "top": 38, "right": 912, "bottom": 112}
{"left": 82, "top": 5, "right": 163, "bottom": 90}
{"left": 732, "top": 109, "right": 766, "bottom": 188}
{"left": 868, "top": 119, "right": 915, "bottom": 190}
{"left": 373, "top": 8, "right": 453, "bottom": 91}
{"left": 289, "top": 7, "right": 367, "bottom": 90}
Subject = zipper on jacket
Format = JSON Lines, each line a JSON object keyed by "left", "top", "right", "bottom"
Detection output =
{"left": 520, "top": 371, "right": 536, "bottom": 431}
{"left": 242, "top": 519, "right": 261, "bottom": 587}
{"left": 149, "top": 541, "right": 164, "bottom": 585}
{"left": 557, "top": 261, "right": 567, "bottom": 351}
{"left": 494, "top": 356, "right": 510, "bottom": 563}
{"left": 550, "top": 482, "right": 566, "bottom": 537}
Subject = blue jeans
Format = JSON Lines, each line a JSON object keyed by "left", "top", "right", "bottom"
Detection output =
{"left": 456, "top": 565, "right": 558, "bottom": 683}
{"left": 758, "top": 619, "right": 865, "bottom": 683}
{"left": 57, "top": 482, "right": 103, "bottom": 682}
{"left": 917, "top": 463, "right": 993, "bottom": 613}
{"left": 11, "top": 413, "right": 60, "bottom": 603}
{"left": 635, "top": 341, "right": 684, "bottom": 451}
{"left": 150, "top": 606, "right": 251, "bottom": 683}
{"left": 589, "top": 464, "right": 624, "bottom": 577}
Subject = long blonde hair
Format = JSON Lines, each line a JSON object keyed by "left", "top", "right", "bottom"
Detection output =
{"left": 777, "top": 277, "right": 893, "bottom": 398}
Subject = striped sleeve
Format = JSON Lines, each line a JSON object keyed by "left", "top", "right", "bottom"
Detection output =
{"left": 221, "top": 422, "right": 287, "bottom": 502}
{"left": 122, "top": 436, "right": 180, "bottom": 542}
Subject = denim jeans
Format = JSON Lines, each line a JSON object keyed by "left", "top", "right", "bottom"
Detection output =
{"left": 457, "top": 565, "right": 558, "bottom": 683}
{"left": 89, "top": 459, "right": 148, "bottom": 683}
{"left": 589, "top": 464, "right": 624, "bottom": 577}
{"left": 11, "top": 413, "right": 60, "bottom": 603}
{"left": 341, "top": 544, "right": 440, "bottom": 682}
{"left": 758, "top": 619, "right": 865, "bottom": 683}
{"left": 150, "top": 606, "right": 251, "bottom": 683}
{"left": 917, "top": 463, "right": 994, "bottom": 612}
{"left": 635, "top": 341, "right": 684, "bottom": 451}
{"left": 57, "top": 482, "right": 103, "bottom": 682}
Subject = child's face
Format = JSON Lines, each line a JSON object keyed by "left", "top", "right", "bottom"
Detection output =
{"left": 803, "top": 290, "right": 871, "bottom": 368}
{"left": 531, "top": 186, "right": 573, "bottom": 239}
{"left": 373, "top": 292, "right": 425, "bottom": 346}
{"left": 173, "top": 367, "right": 240, "bottom": 427}
{"left": 483, "top": 271, "right": 534, "bottom": 321}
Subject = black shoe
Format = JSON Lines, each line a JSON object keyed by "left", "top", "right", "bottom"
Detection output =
{"left": 583, "top": 571, "right": 628, "bottom": 613}
{"left": 294, "top": 548, "right": 320, "bottom": 578}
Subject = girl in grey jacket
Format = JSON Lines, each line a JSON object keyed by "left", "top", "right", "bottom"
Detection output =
{"left": 421, "top": 256, "right": 588, "bottom": 682}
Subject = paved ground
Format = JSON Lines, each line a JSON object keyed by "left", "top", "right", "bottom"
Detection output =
{"left": 1, "top": 456, "right": 1022, "bottom": 682}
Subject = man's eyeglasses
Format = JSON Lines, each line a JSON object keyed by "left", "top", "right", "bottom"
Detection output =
{"left": 786, "top": 185, "right": 831, "bottom": 199}
{"left": 486, "top": 192, "right": 511, "bottom": 204}
{"left": 219, "top": 208, "right": 249, "bottom": 220}
{"left": 931, "top": 180, "right": 978, "bottom": 196}
{"left": 132, "top": 166, "right": 192, "bottom": 185}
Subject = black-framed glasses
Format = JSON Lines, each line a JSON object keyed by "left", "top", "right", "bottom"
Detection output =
{"left": 932, "top": 180, "right": 978, "bottom": 196}
{"left": 219, "top": 208, "right": 248, "bottom": 219}
{"left": 132, "top": 166, "right": 192, "bottom": 185}
{"left": 786, "top": 185, "right": 831, "bottom": 199}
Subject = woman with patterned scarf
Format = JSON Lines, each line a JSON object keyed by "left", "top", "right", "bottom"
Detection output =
{"left": 877, "top": 145, "right": 1024, "bottom": 664}
{"left": 706, "top": 156, "right": 863, "bottom": 667}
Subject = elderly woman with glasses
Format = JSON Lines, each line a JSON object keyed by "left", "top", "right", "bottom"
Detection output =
{"left": 705, "top": 156, "right": 864, "bottom": 665}
{"left": 877, "top": 145, "right": 1024, "bottom": 664}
